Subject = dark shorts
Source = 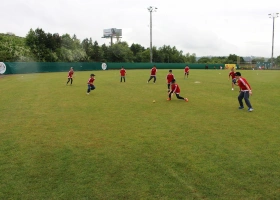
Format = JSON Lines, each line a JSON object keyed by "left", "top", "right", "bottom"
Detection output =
{"left": 232, "top": 78, "right": 236, "bottom": 84}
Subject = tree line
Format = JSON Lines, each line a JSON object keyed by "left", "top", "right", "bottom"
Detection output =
{"left": 1, "top": 28, "right": 280, "bottom": 66}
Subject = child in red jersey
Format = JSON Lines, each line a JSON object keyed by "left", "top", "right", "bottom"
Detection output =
{"left": 147, "top": 65, "right": 157, "bottom": 83}
{"left": 228, "top": 68, "right": 236, "bottom": 90}
{"left": 167, "top": 79, "right": 188, "bottom": 102}
{"left": 66, "top": 67, "right": 74, "bottom": 85}
{"left": 166, "top": 70, "right": 175, "bottom": 92}
{"left": 235, "top": 72, "right": 253, "bottom": 112}
{"left": 120, "top": 66, "right": 126, "bottom": 82}
{"left": 184, "top": 65, "right": 190, "bottom": 79}
{"left": 87, "top": 74, "right": 96, "bottom": 95}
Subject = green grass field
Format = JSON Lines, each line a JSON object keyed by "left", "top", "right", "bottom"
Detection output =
{"left": 0, "top": 69, "right": 280, "bottom": 199}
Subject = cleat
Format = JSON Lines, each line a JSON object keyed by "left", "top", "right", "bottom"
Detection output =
{"left": 238, "top": 106, "right": 244, "bottom": 109}
{"left": 185, "top": 98, "right": 189, "bottom": 102}
{"left": 232, "top": 88, "right": 234, "bottom": 90}
{"left": 248, "top": 108, "right": 254, "bottom": 112}
{"left": 87, "top": 93, "right": 89, "bottom": 95}
{"left": 167, "top": 98, "right": 171, "bottom": 101}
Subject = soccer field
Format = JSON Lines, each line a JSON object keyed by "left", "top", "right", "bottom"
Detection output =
{"left": 0, "top": 69, "right": 280, "bottom": 199}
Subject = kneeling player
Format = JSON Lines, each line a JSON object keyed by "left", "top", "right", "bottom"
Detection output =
{"left": 167, "top": 79, "right": 188, "bottom": 102}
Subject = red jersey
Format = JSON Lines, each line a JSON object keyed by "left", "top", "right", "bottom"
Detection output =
{"left": 229, "top": 71, "right": 235, "bottom": 79}
{"left": 237, "top": 77, "right": 251, "bottom": 91}
{"left": 150, "top": 68, "right": 157, "bottom": 76}
{"left": 171, "top": 84, "right": 180, "bottom": 93}
{"left": 87, "top": 77, "right": 95, "bottom": 85}
{"left": 185, "top": 67, "right": 189, "bottom": 72}
{"left": 68, "top": 70, "right": 74, "bottom": 78}
{"left": 120, "top": 69, "right": 126, "bottom": 76}
{"left": 166, "top": 74, "right": 175, "bottom": 84}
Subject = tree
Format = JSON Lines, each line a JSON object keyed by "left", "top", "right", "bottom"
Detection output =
{"left": 91, "top": 41, "right": 103, "bottom": 62}
{"left": 251, "top": 57, "right": 265, "bottom": 64}
{"left": 275, "top": 55, "right": 280, "bottom": 66}
{"left": 197, "top": 57, "right": 211, "bottom": 63}
{"left": 107, "top": 42, "right": 134, "bottom": 62}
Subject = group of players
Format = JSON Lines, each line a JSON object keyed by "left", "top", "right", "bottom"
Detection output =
{"left": 66, "top": 65, "right": 253, "bottom": 111}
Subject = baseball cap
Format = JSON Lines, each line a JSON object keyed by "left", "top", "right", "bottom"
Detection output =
{"left": 90, "top": 74, "right": 95, "bottom": 76}
{"left": 235, "top": 72, "right": 241, "bottom": 76}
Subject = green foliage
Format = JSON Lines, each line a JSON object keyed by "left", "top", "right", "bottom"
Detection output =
{"left": 0, "top": 70, "right": 280, "bottom": 199}
{"left": 0, "top": 33, "right": 33, "bottom": 61}
{"left": 2, "top": 28, "right": 278, "bottom": 64}
{"left": 251, "top": 57, "right": 265, "bottom": 64}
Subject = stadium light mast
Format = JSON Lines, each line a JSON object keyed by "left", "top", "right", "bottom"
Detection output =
{"left": 268, "top": 13, "right": 279, "bottom": 68}
{"left": 147, "top": 6, "right": 157, "bottom": 63}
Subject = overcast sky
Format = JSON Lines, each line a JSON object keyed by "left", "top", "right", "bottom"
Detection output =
{"left": 1, "top": 0, "right": 279, "bottom": 58}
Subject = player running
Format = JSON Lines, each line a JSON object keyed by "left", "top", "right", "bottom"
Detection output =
{"left": 66, "top": 67, "right": 74, "bottom": 85}
{"left": 166, "top": 70, "right": 175, "bottom": 92}
{"left": 228, "top": 67, "right": 236, "bottom": 90}
{"left": 87, "top": 74, "right": 96, "bottom": 95}
{"left": 147, "top": 65, "right": 157, "bottom": 83}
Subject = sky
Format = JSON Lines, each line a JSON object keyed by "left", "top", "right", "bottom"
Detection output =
{"left": 1, "top": 0, "right": 280, "bottom": 58}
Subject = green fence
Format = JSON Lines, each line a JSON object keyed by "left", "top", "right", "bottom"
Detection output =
{"left": 2, "top": 62, "right": 225, "bottom": 75}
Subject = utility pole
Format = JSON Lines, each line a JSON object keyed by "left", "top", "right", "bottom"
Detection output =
{"left": 268, "top": 13, "right": 279, "bottom": 68}
{"left": 147, "top": 6, "right": 157, "bottom": 63}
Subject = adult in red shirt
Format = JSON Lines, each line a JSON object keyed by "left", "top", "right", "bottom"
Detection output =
{"left": 235, "top": 72, "right": 253, "bottom": 111}
{"left": 184, "top": 65, "right": 190, "bottom": 79}
{"left": 228, "top": 68, "right": 236, "bottom": 90}
{"left": 166, "top": 70, "right": 175, "bottom": 92}
{"left": 147, "top": 65, "right": 157, "bottom": 83}
{"left": 120, "top": 66, "right": 126, "bottom": 82}
{"left": 66, "top": 67, "right": 74, "bottom": 85}
{"left": 167, "top": 79, "right": 188, "bottom": 102}
{"left": 87, "top": 74, "right": 96, "bottom": 95}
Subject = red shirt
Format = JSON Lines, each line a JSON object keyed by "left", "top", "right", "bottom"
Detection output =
{"left": 87, "top": 77, "right": 95, "bottom": 85}
{"left": 120, "top": 69, "right": 126, "bottom": 76}
{"left": 150, "top": 68, "right": 157, "bottom": 76}
{"left": 171, "top": 83, "right": 180, "bottom": 93}
{"left": 229, "top": 71, "right": 236, "bottom": 79}
{"left": 237, "top": 77, "right": 251, "bottom": 91}
{"left": 166, "top": 74, "right": 175, "bottom": 84}
{"left": 68, "top": 70, "right": 74, "bottom": 78}
{"left": 185, "top": 67, "right": 189, "bottom": 72}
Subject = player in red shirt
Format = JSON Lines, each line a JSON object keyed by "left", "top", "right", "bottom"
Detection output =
{"left": 235, "top": 72, "right": 253, "bottom": 111}
{"left": 66, "top": 67, "right": 74, "bottom": 85}
{"left": 167, "top": 79, "right": 188, "bottom": 102}
{"left": 228, "top": 68, "right": 236, "bottom": 90}
{"left": 147, "top": 65, "right": 157, "bottom": 83}
{"left": 120, "top": 66, "right": 126, "bottom": 82}
{"left": 166, "top": 70, "right": 175, "bottom": 92}
{"left": 87, "top": 74, "right": 96, "bottom": 95}
{"left": 184, "top": 65, "right": 190, "bottom": 79}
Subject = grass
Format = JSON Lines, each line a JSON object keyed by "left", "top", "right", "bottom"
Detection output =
{"left": 0, "top": 69, "right": 280, "bottom": 199}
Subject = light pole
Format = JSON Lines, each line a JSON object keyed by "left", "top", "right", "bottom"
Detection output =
{"left": 147, "top": 6, "right": 157, "bottom": 63}
{"left": 268, "top": 13, "right": 279, "bottom": 68}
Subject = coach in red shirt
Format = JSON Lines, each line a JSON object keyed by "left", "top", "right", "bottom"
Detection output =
{"left": 235, "top": 72, "right": 253, "bottom": 112}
